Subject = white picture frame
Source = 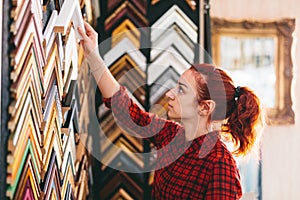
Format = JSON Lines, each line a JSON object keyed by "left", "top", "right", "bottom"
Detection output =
{"left": 54, "top": 0, "right": 85, "bottom": 40}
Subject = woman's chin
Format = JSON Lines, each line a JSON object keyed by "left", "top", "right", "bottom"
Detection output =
{"left": 167, "top": 112, "right": 174, "bottom": 120}
{"left": 167, "top": 113, "right": 181, "bottom": 122}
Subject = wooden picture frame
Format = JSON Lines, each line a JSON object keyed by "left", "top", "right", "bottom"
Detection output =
{"left": 99, "top": 171, "right": 143, "bottom": 199}
{"left": 62, "top": 80, "right": 79, "bottom": 129}
{"left": 151, "top": 5, "right": 198, "bottom": 43}
{"left": 101, "top": 139, "right": 144, "bottom": 171}
{"left": 21, "top": 179, "right": 36, "bottom": 199}
{"left": 108, "top": 54, "right": 146, "bottom": 105}
{"left": 7, "top": 123, "right": 42, "bottom": 188}
{"left": 8, "top": 154, "right": 41, "bottom": 200}
{"left": 74, "top": 155, "right": 89, "bottom": 199}
{"left": 60, "top": 158, "right": 75, "bottom": 199}
{"left": 100, "top": 127, "right": 143, "bottom": 153}
{"left": 7, "top": 93, "right": 43, "bottom": 168}
{"left": 43, "top": 10, "right": 58, "bottom": 59}
{"left": 211, "top": 18, "right": 295, "bottom": 125}
{"left": 11, "top": 49, "right": 43, "bottom": 101}
{"left": 42, "top": 42, "right": 64, "bottom": 100}
{"left": 104, "top": 1, "right": 148, "bottom": 32}
{"left": 148, "top": 45, "right": 190, "bottom": 85}
{"left": 41, "top": 151, "right": 61, "bottom": 200}
{"left": 149, "top": 67, "right": 179, "bottom": 105}
{"left": 41, "top": 86, "right": 64, "bottom": 177}
{"left": 111, "top": 19, "right": 141, "bottom": 48}
{"left": 104, "top": 37, "right": 146, "bottom": 70}
{"left": 110, "top": 188, "right": 134, "bottom": 200}
{"left": 6, "top": 139, "right": 41, "bottom": 198}
{"left": 62, "top": 27, "right": 78, "bottom": 96}
{"left": 8, "top": 71, "right": 43, "bottom": 133}
{"left": 108, "top": 0, "right": 147, "bottom": 15}
{"left": 41, "top": 128, "right": 63, "bottom": 181}
{"left": 151, "top": 24, "right": 195, "bottom": 63}
{"left": 60, "top": 130, "right": 76, "bottom": 178}
{"left": 10, "top": 0, "right": 30, "bottom": 34}
{"left": 54, "top": 0, "right": 85, "bottom": 40}
{"left": 41, "top": 85, "right": 62, "bottom": 132}
{"left": 11, "top": 14, "right": 46, "bottom": 78}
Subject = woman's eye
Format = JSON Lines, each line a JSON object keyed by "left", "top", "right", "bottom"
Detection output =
{"left": 178, "top": 87, "right": 184, "bottom": 93}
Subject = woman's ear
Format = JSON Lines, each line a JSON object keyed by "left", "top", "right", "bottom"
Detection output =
{"left": 198, "top": 100, "right": 216, "bottom": 116}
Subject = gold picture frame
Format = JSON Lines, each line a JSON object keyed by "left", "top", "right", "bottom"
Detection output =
{"left": 211, "top": 17, "right": 295, "bottom": 125}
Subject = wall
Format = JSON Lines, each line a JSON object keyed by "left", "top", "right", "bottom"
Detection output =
{"left": 210, "top": 0, "right": 300, "bottom": 199}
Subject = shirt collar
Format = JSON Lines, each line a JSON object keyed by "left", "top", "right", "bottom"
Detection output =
{"left": 184, "top": 131, "right": 220, "bottom": 157}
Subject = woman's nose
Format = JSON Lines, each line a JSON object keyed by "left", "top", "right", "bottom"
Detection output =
{"left": 166, "top": 89, "right": 175, "bottom": 100}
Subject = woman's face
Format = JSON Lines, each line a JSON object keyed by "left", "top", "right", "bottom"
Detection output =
{"left": 166, "top": 70, "right": 199, "bottom": 120}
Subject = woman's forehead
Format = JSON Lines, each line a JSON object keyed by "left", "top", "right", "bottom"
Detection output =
{"left": 179, "top": 70, "right": 197, "bottom": 89}
{"left": 180, "top": 70, "right": 195, "bottom": 82}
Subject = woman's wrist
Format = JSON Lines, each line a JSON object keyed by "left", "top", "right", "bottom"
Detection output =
{"left": 86, "top": 51, "right": 106, "bottom": 73}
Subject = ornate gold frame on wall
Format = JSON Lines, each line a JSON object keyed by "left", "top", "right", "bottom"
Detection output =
{"left": 211, "top": 17, "right": 295, "bottom": 125}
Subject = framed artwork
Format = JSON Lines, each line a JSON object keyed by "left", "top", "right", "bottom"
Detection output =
{"left": 211, "top": 17, "right": 295, "bottom": 125}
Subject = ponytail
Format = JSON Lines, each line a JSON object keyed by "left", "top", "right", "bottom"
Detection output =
{"left": 225, "top": 87, "right": 262, "bottom": 156}
{"left": 189, "top": 63, "right": 263, "bottom": 156}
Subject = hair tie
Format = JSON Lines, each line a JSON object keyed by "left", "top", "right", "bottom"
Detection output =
{"left": 234, "top": 86, "right": 241, "bottom": 101}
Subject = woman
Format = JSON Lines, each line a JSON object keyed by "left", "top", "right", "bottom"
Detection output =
{"left": 78, "top": 22, "right": 262, "bottom": 199}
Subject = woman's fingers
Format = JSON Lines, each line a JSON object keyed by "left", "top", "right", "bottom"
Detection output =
{"left": 78, "top": 26, "right": 89, "bottom": 41}
{"left": 84, "top": 21, "right": 96, "bottom": 36}
{"left": 78, "top": 21, "right": 100, "bottom": 58}
{"left": 84, "top": 21, "right": 93, "bottom": 30}
{"left": 78, "top": 21, "right": 97, "bottom": 40}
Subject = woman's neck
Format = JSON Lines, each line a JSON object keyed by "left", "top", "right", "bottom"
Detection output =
{"left": 181, "top": 118, "right": 209, "bottom": 141}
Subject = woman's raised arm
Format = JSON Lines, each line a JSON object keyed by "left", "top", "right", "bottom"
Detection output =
{"left": 78, "top": 21, "right": 120, "bottom": 98}
{"left": 77, "top": 22, "right": 182, "bottom": 149}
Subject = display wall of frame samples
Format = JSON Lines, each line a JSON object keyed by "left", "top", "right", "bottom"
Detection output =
{"left": 5, "top": 0, "right": 93, "bottom": 199}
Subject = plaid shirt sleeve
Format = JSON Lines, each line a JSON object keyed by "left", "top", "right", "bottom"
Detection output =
{"left": 103, "top": 86, "right": 182, "bottom": 149}
{"left": 205, "top": 157, "right": 242, "bottom": 200}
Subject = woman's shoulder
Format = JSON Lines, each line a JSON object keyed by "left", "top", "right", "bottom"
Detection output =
{"left": 207, "top": 139, "right": 236, "bottom": 164}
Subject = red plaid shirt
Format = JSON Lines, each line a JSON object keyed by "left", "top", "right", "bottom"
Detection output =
{"left": 103, "top": 86, "right": 242, "bottom": 199}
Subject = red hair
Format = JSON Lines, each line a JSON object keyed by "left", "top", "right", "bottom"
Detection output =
{"left": 189, "top": 63, "right": 262, "bottom": 156}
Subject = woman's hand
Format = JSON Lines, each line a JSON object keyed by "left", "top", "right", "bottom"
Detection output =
{"left": 78, "top": 21, "right": 100, "bottom": 61}
{"left": 78, "top": 21, "right": 120, "bottom": 97}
